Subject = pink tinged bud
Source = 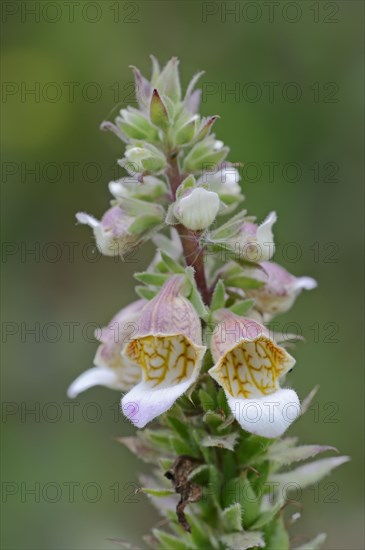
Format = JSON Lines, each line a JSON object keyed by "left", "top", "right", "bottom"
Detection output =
{"left": 121, "top": 276, "right": 206, "bottom": 428}
{"left": 230, "top": 212, "right": 277, "bottom": 262}
{"left": 209, "top": 310, "right": 299, "bottom": 438}
{"left": 246, "top": 261, "right": 317, "bottom": 316}
{"left": 67, "top": 300, "right": 146, "bottom": 398}
{"left": 76, "top": 207, "right": 138, "bottom": 257}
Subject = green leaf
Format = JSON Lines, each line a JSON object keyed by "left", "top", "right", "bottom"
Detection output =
{"left": 166, "top": 416, "right": 193, "bottom": 446}
{"left": 220, "top": 530, "right": 265, "bottom": 550}
{"left": 225, "top": 276, "right": 265, "bottom": 290}
{"left": 134, "top": 271, "right": 169, "bottom": 286}
{"left": 128, "top": 215, "right": 162, "bottom": 235}
{"left": 160, "top": 250, "right": 185, "bottom": 273}
{"left": 199, "top": 389, "right": 216, "bottom": 412}
{"left": 189, "top": 286, "right": 209, "bottom": 320}
{"left": 210, "top": 279, "right": 226, "bottom": 311}
{"left": 201, "top": 433, "right": 239, "bottom": 452}
{"left": 152, "top": 529, "right": 188, "bottom": 550}
{"left": 267, "top": 444, "right": 338, "bottom": 466}
{"left": 135, "top": 286, "right": 157, "bottom": 300}
{"left": 250, "top": 497, "right": 283, "bottom": 529}
{"left": 223, "top": 477, "right": 260, "bottom": 528}
{"left": 229, "top": 299, "right": 255, "bottom": 316}
{"left": 222, "top": 503, "right": 243, "bottom": 532}
{"left": 271, "top": 456, "right": 350, "bottom": 491}
{"left": 264, "top": 515, "right": 289, "bottom": 550}
{"left": 150, "top": 88, "right": 169, "bottom": 129}
{"left": 295, "top": 533, "right": 327, "bottom": 549}
{"left": 176, "top": 118, "right": 196, "bottom": 145}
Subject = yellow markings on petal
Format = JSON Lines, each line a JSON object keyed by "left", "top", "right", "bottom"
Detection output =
{"left": 125, "top": 334, "right": 198, "bottom": 388}
{"left": 215, "top": 336, "right": 292, "bottom": 399}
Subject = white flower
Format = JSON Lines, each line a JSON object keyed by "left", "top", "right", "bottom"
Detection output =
{"left": 121, "top": 276, "right": 206, "bottom": 428}
{"left": 67, "top": 300, "right": 145, "bottom": 398}
{"left": 229, "top": 212, "right": 277, "bottom": 262}
{"left": 76, "top": 206, "right": 138, "bottom": 257}
{"left": 246, "top": 261, "right": 317, "bottom": 317}
{"left": 209, "top": 310, "right": 300, "bottom": 438}
{"left": 174, "top": 187, "right": 220, "bottom": 231}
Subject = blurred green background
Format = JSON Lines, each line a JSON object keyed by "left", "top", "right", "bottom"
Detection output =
{"left": 1, "top": 1, "right": 364, "bottom": 549}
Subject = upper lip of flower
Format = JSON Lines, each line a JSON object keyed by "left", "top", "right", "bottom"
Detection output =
{"left": 209, "top": 333, "right": 295, "bottom": 400}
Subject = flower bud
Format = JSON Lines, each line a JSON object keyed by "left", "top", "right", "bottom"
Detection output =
{"left": 122, "top": 143, "right": 167, "bottom": 175}
{"left": 116, "top": 107, "right": 158, "bottom": 141}
{"left": 76, "top": 206, "right": 139, "bottom": 257}
{"left": 109, "top": 176, "right": 167, "bottom": 202}
{"left": 209, "top": 310, "right": 299, "bottom": 438}
{"left": 121, "top": 276, "right": 206, "bottom": 428}
{"left": 67, "top": 300, "right": 146, "bottom": 397}
{"left": 183, "top": 137, "right": 229, "bottom": 173}
{"left": 228, "top": 212, "right": 277, "bottom": 262}
{"left": 246, "top": 261, "right": 317, "bottom": 317}
{"left": 174, "top": 187, "right": 220, "bottom": 231}
{"left": 156, "top": 57, "right": 181, "bottom": 104}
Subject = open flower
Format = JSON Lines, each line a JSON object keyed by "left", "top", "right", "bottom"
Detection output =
{"left": 228, "top": 212, "right": 277, "bottom": 262}
{"left": 246, "top": 261, "right": 317, "bottom": 317}
{"left": 209, "top": 310, "right": 300, "bottom": 438}
{"left": 68, "top": 300, "right": 145, "bottom": 398}
{"left": 121, "top": 276, "right": 206, "bottom": 428}
{"left": 76, "top": 206, "right": 139, "bottom": 257}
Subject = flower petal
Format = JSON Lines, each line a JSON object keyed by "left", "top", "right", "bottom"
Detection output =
{"left": 121, "top": 375, "right": 198, "bottom": 428}
{"left": 226, "top": 388, "right": 300, "bottom": 438}
{"left": 76, "top": 212, "right": 99, "bottom": 228}
{"left": 256, "top": 211, "right": 277, "bottom": 261}
{"left": 122, "top": 334, "right": 206, "bottom": 427}
{"left": 67, "top": 367, "right": 122, "bottom": 398}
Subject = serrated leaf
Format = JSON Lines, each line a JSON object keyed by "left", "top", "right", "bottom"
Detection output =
{"left": 202, "top": 433, "right": 239, "bottom": 452}
{"left": 295, "top": 533, "right": 327, "bottom": 549}
{"left": 223, "top": 477, "right": 260, "bottom": 528}
{"left": 134, "top": 271, "right": 169, "bottom": 286}
{"left": 250, "top": 497, "right": 283, "bottom": 529}
{"left": 267, "top": 444, "right": 338, "bottom": 466}
{"left": 229, "top": 299, "right": 255, "bottom": 316}
{"left": 222, "top": 503, "right": 243, "bottom": 532}
{"left": 220, "top": 530, "right": 265, "bottom": 550}
{"left": 160, "top": 250, "right": 185, "bottom": 273}
{"left": 210, "top": 279, "right": 226, "bottom": 311}
{"left": 225, "top": 276, "right": 265, "bottom": 290}
{"left": 271, "top": 456, "right": 350, "bottom": 491}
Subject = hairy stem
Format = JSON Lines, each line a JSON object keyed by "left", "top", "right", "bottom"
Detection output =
{"left": 167, "top": 154, "right": 212, "bottom": 305}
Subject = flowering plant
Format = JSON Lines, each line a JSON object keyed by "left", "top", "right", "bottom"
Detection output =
{"left": 69, "top": 57, "right": 348, "bottom": 549}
